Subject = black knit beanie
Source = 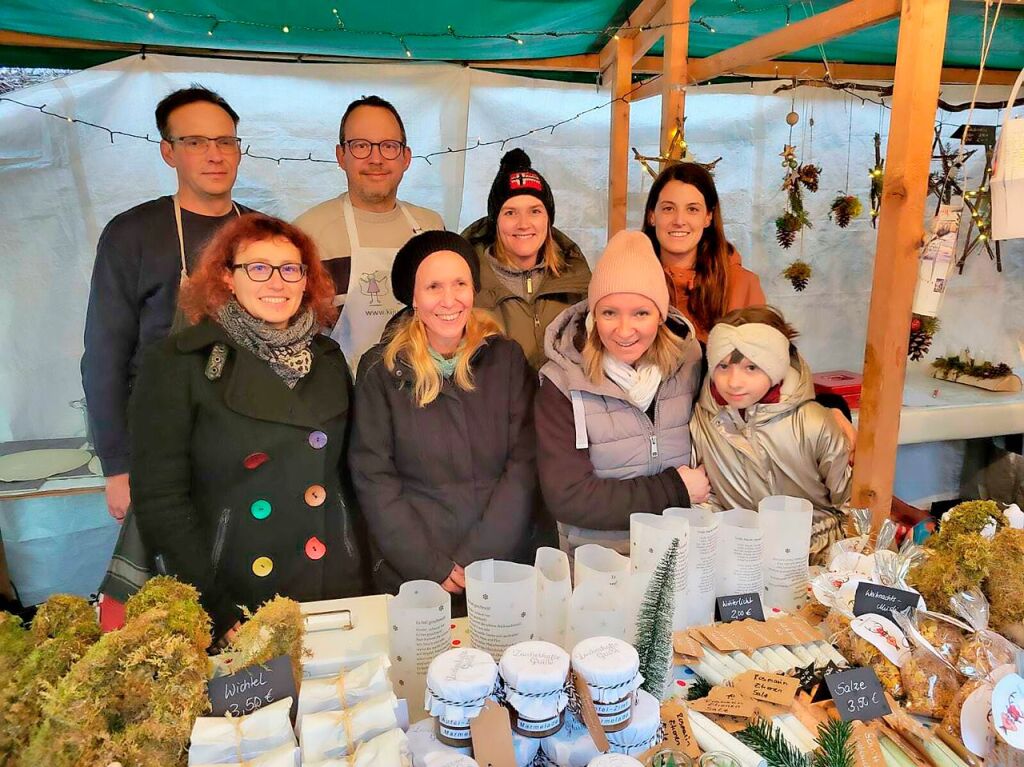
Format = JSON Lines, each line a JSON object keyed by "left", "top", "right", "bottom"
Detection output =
{"left": 486, "top": 148, "right": 556, "bottom": 226}
{"left": 391, "top": 230, "right": 481, "bottom": 307}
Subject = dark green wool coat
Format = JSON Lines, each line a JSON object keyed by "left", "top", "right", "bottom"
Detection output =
{"left": 130, "top": 319, "right": 368, "bottom": 638}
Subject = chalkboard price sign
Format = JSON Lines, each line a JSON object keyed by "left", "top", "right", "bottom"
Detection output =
{"left": 715, "top": 592, "right": 766, "bottom": 623}
{"left": 852, "top": 582, "right": 922, "bottom": 621}
{"left": 207, "top": 654, "right": 297, "bottom": 721}
{"left": 824, "top": 667, "right": 892, "bottom": 722}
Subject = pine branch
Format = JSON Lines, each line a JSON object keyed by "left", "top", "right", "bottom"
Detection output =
{"left": 687, "top": 674, "right": 712, "bottom": 700}
{"left": 736, "top": 718, "right": 813, "bottom": 767}
{"left": 812, "top": 719, "right": 854, "bottom": 767}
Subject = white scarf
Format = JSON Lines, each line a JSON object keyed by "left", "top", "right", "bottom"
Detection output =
{"left": 602, "top": 354, "right": 663, "bottom": 412}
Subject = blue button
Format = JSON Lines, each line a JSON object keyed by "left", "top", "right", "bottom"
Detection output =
{"left": 309, "top": 431, "right": 328, "bottom": 449}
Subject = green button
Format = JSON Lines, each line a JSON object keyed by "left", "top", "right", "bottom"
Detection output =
{"left": 250, "top": 499, "right": 272, "bottom": 520}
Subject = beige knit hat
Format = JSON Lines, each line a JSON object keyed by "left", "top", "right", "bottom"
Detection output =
{"left": 588, "top": 229, "right": 669, "bottom": 320}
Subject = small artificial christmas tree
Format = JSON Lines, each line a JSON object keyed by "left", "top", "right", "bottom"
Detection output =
{"left": 634, "top": 538, "right": 679, "bottom": 701}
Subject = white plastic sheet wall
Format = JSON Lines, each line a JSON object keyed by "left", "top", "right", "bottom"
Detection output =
{"left": 0, "top": 54, "right": 1021, "bottom": 442}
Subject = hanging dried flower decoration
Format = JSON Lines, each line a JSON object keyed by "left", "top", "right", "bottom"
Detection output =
{"left": 782, "top": 260, "right": 812, "bottom": 292}
{"left": 775, "top": 143, "right": 818, "bottom": 249}
{"left": 829, "top": 194, "right": 863, "bottom": 228}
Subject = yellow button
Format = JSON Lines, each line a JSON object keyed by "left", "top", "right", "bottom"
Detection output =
{"left": 251, "top": 556, "right": 274, "bottom": 577}
{"left": 304, "top": 484, "right": 326, "bottom": 507}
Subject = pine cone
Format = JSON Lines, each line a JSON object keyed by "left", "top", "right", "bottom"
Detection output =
{"left": 798, "top": 164, "right": 821, "bottom": 193}
{"left": 908, "top": 328, "right": 933, "bottom": 361}
{"left": 789, "top": 273, "right": 809, "bottom": 291}
{"left": 776, "top": 224, "right": 796, "bottom": 249}
{"left": 834, "top": 206, "right": 851, "bottom": 228}
{"left": 782, "top": 260, "right": 812, "bottom": 292}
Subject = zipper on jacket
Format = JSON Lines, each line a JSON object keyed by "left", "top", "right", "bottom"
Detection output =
{"left": 210, "top": 507, "right": 231, "bottom": 573}
{"left": 526, "top": 276, "right": 534, "bottom": 295}
{"left": 650, "top": 434, "right": 659, "bottom": 458}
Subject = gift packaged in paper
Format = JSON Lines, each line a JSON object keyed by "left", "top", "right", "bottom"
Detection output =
{"left": 571, "top": 637, "right": 642, "bottom": 732}
{"left": 299, "top": 692, "right": 399, "bottom": 761}
{"left": 309, "top": 728, "right": 411, "bottom": 767}
{"left": 425, "top": 648, "right": 498, "bottom": 749}
{"left": 296, "top": 655, "right": 392, "bottom": 730}
{"left": 892, "top": 609, "right": 962, "bottom": 718}
{"left": 540, "top": 711, "right": 599, "bottom": 767}
{"left": 407, "top": 718, "right": 473, "bottom": 766}
{"left": 606, "top": 689, "right": 661, "bottom": 755}
{"left": 499, "top": 641, "right": 570, "bottom": 738}
{"left": 191, "top": 744, "right": 299, "bottom": 767}
{"left": 187, "top": 697, "right": 296, "bottom": 765}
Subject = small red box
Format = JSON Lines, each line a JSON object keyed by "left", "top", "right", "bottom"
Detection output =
{"left": 813, "top": 370, "right": 863, "bottom": 410}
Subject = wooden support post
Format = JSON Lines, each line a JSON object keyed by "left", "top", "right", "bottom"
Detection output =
{"left": 851, "top": 0, "right": 950, "bottom": 529}
{"left": 607, "top": 35, "right": 634, "bottom": 237}
{"left": 660, "top": 0, "right": 691, "bottom": 158}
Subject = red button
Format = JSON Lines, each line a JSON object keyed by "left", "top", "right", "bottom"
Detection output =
{"left": 304, "top": 485, "right": 326, "bottom": 507}
{"left": 305, "top": 536, "right": 327, "bottom": 560}
{"left": 243, "top": 452, "right": 269, "bottom": 470}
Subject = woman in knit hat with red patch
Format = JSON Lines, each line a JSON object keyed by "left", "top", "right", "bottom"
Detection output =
{"left": 461, "top": 148, "right": 591, "bottom": 370}
{"left": 535, "top": 229, "right": 710, "bottom": 563}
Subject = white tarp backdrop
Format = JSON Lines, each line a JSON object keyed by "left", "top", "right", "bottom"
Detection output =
{"left": 0, "top": 54, "right": 1021, "bottom": 444}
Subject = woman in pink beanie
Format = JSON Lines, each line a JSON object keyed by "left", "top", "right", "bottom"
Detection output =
{"left": 535, "top": 229, "right": 711, "bottom": 562}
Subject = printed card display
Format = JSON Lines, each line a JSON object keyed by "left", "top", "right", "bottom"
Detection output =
{"left": 715, "top": 592, "right": 765, "bottom": 623}
{"left": 822, "top": 668, "right": 892, "bottom": 722}
{"left": 665, "top": 507, "right": 721, "bottom": 627}
{"left": 466, "top": 560, "right": 537, "bottom": 660}
{"left": 759, "top": 496, "right": 813, "bottom": 611}
{"left": 207, "top": 655, "right": 297, "bottom": 721}
{"left": 716, "top": 509, "right": 765, "bottom": 597}
{"left": 852, "top": 582, "right": 924, "bottom": 621}
{"left": 630, "top": 512, "right": 689, "bottom": 630}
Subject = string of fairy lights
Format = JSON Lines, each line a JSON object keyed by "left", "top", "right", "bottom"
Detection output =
{"left": 0, "top": 73, "right": 664, "bottom": 165}
{"left": 86, "top": 0, "right": 816, "bottom": 53}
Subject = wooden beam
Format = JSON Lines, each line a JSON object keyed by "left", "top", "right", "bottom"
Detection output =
{"left": 631, "top": 8, "right": 667, "bottom": 67}
{"left": 473, "top": 54, "right": 1018, "bottom": 86}
{"left": 607, "top": 35, "right": 634, "bottom": 237}
{"left": 851, "top": 0, "right": 951, "bottom": 529}
{"left": 661, "top": 0, "right": 691, "bottom": 157}
{"left": 688, "top": 0, "right": 902, "bottom": 83}
{"left": 599, "top": 0, "right": 666, "bottom": 73}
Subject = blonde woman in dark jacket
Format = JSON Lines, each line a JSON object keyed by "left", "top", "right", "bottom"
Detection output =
{"left": 350, "top": 231, "right": 537, "bottom": 605}
{"left": 535, "top": 230, "right": 710, "bottom": 562}
{"left": 461, "top": 148, "right": 590, "bottom": 370}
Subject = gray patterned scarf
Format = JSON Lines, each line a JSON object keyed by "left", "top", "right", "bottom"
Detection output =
{"left": 216, "top": 299, "right": 316, "bottom": 388}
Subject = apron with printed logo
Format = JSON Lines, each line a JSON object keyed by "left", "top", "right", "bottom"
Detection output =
{"left": 330, "top": 194, "right": 422, "bottom": 371}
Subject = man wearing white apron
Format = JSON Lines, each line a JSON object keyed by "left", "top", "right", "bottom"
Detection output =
{"left": 294, "top": 95, "right": 444, "bottom": 372}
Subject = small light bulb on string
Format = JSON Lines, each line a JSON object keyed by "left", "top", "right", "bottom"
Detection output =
{"left": 146, "top": 10, "right": 155, "bottom": 20}
{"left": 332, "top": 8, "right": 344, "bottom": 29}
{"left": 282, "top": 25, "right": 290, "bottom": 33}
{"left": 507, "top": 34, "right": 523, "bottom": 45}
{"left": 400, "top": 37, "right": 412, "bottom": 57}
{"left": 207, "top": 20, "right": 218, "bottom": 36}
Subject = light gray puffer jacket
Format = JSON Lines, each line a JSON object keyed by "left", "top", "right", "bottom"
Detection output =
{"left": 536, "top": 300, "right": 703, "bottom": 559}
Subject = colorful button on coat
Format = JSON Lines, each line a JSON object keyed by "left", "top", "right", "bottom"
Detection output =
{"left": 305, "top": 536, "right": 327, "bottom": 560}
{"left": 250, "top": 499, "right": 272, "bottom": 519}
{"left": 304, "top": 485, "right": 326, "bottom": 507}
{"left": 252, "top": 556, "right": 274, "bottom": 577}
{"left": 243, "top": 452, "right": 269, "bottom": 470}
{"left": 308, "top": 431, "right": 328, "bottom": 449}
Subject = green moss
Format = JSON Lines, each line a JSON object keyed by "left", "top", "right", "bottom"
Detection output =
{"left": 29, "top": 594, "right": 95, "bottom": 642}
{"left": 928, "top": 501, "right": 1003, "bottom": 551}
{"left": 909, "top": 533, "right": 992, "bottom": 610}
{"left": 124, "top": 576, "right": 211, "bottom": 652}
{"left": 232, "top": 596, "right": 306, "bottom": 689}
{"left": 0, "top": 614, "right": 31, "bottom": 692}
{"left": 987, "top": 528, "right": 1024, "bottom": 632}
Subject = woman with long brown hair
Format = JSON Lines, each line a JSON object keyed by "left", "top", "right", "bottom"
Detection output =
{"left": 350, "top": 231, "right": 537, "bottom": 605}
{"left": 642, "top": 162, "right": 765, "bottom": 341}
{"left": 130, "top": 213, "right": 366, "bottom": 642}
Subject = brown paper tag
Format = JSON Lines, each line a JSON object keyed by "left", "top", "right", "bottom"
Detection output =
{"left": 689, "top": 686, "right": 756, "bottom": 718}
{"left": 698, "top": 623, "right": 743, "bottom": 652}
{"left": 657, "top": 699, "right": 701, "bottom": 759}
{"left": 730, "top": 620, "right": 768, "bottom": 651}
{"left": 711, "top": 714, "right": 751, "bottom": 733}
{"left": 572, "top": 670, "right": 611, "bottom": 752}
{"left": 752, "top": 700, "right": 792, "bottom": 720}
{"left": 733, "top": 670, "right": 800, "bottom": 706}
{"left": 851, "top": 721, "right": 888, "bottom": 767}
{"left": 673, "top": 631, "right": 704, "bottom": 658}
{"left": 470, "top": 698, "right": 517, "bottom": 767}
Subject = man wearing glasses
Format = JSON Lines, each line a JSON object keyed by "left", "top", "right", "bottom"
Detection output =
{"left": 82, "top": 86, "right": 256, "bottom": 523}
{"left": 295, "top": 95, "right": 444, "bottom": 371}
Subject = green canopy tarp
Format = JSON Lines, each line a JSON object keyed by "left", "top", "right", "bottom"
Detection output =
{"left": 2, "top": 0, "right": 1022, "bottom": 75}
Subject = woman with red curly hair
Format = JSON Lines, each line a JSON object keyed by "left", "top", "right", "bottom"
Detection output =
{"left": 129, "top": 213, "right": 367, "bottom": 642}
